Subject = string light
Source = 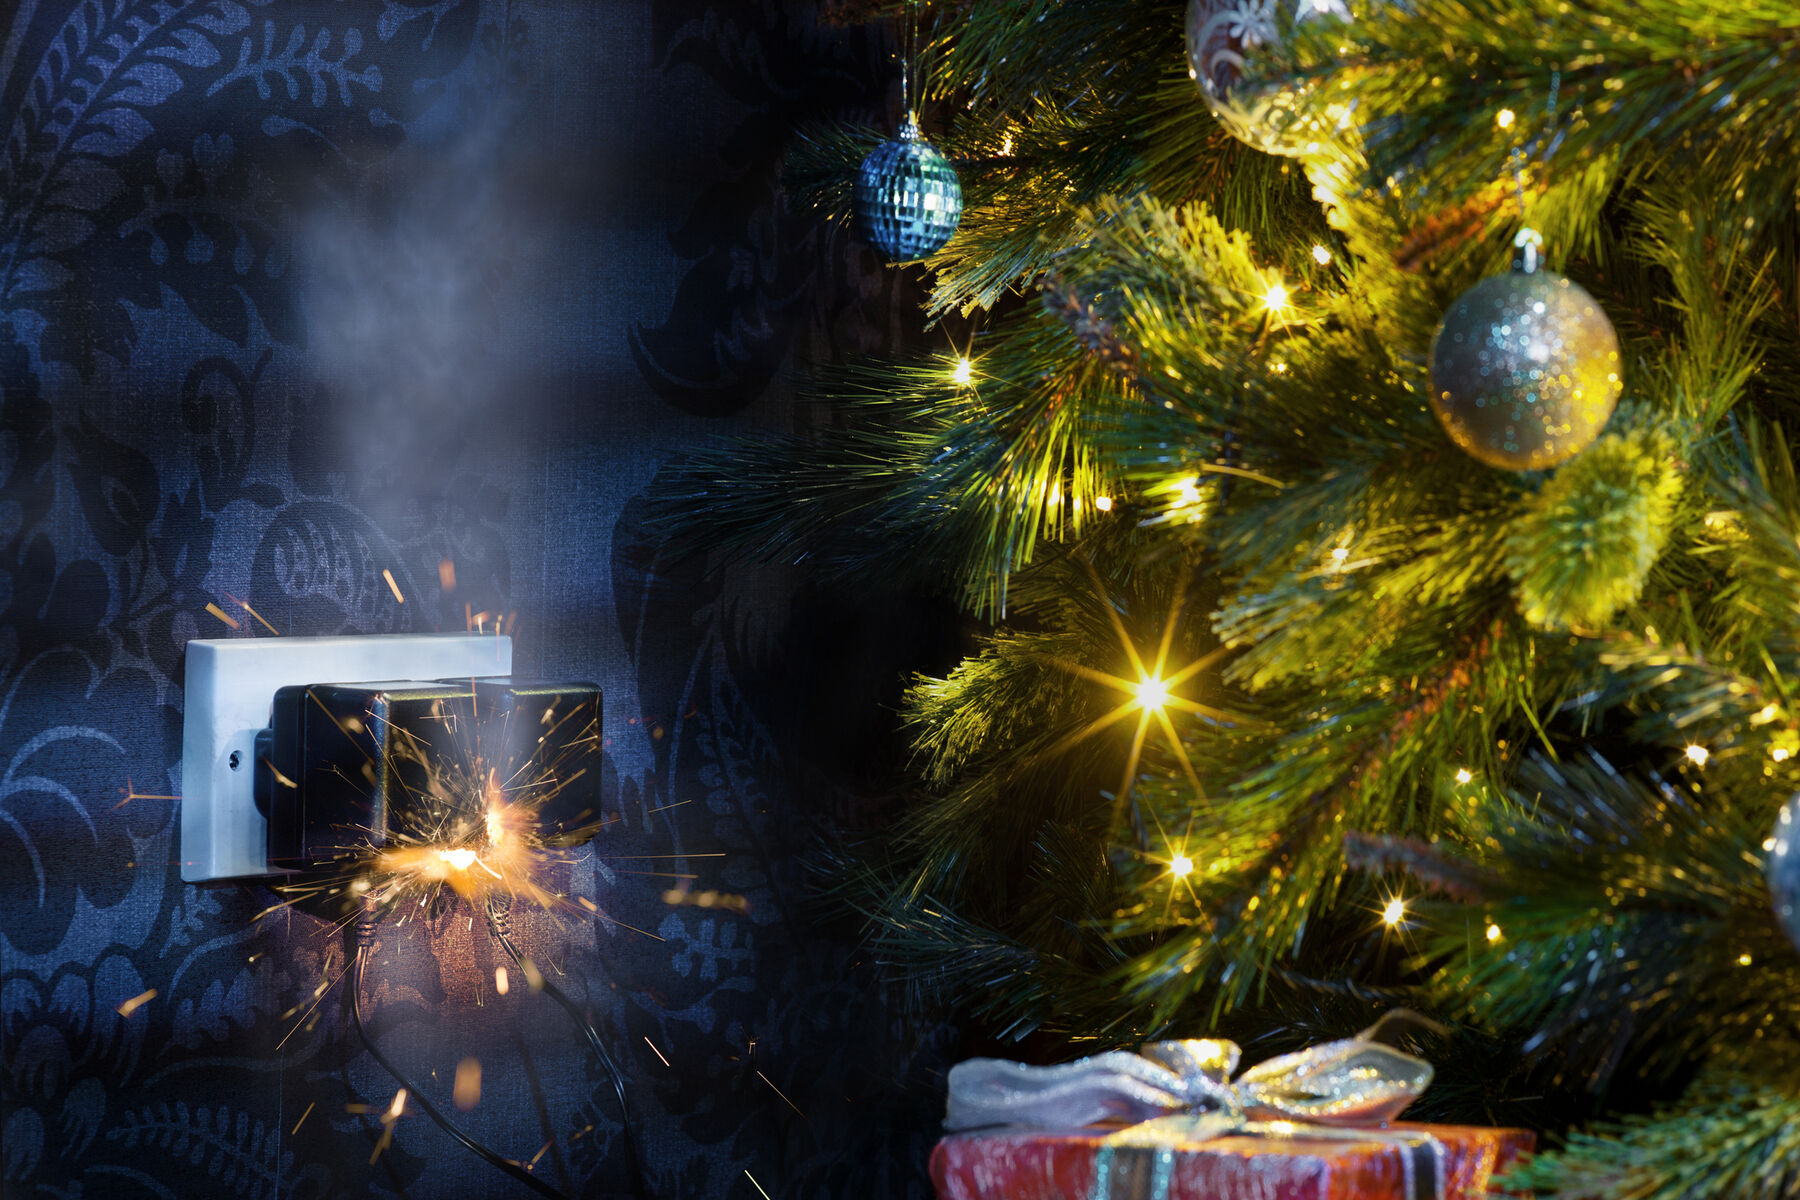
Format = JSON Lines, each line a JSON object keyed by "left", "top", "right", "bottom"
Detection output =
{"left": 1330, "top": 546, "right": 1349, "bottom": 564}
{"left": 1775, "top": 747, "right": 1791, "bottom": 763}
{"left": 1485, "top": 922, "right": 1502, "bottom": 942}
{"left": 952, "top": 357, "right": 974, "bottom": 386}
{"left": 1496, "top": 108, "right": 1516, "bottom": 129}
{"left": 1685, "top": 744, "right": 1710, "bottom": 767}
{"left": 1382, "top": 896, "right": 1406, "bottom": 926}
{"left": 1094, "top": 495, "right": 1113, "bottom": 512}
{"left": 1170, "top": 854, "right": 1194, "bottom": 878}
{"left": 1739, "top": 953, "right": 1754, "bottom": 967}
{"left": 1134, "top": 675, "right": 1171, "bottom": 713}
{"left": 1262, "top": 282, "right": 1290, "bottom": 311}
{"left": 1455, "top": 768, "right": 1473, "bottom": 785}
{"left": 1311, "top": 244, "right": 1332, "bottom": 265}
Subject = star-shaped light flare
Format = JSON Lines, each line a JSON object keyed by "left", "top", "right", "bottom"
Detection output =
{"left": 1044, "top": 566, "right": 1238, "bottom": 834}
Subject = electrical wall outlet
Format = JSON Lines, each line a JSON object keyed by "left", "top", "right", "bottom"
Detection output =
{"left": 181, "top": 634, "right": 513, "bottom": 883}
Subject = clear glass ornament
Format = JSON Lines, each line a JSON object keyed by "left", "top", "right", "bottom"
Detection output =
{"left": 1185, "top": 0, "right": 1356, "bottom": 157}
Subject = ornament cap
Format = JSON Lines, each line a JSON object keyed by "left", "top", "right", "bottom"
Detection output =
{"left": 1511, "top": 227, "right": 1545, "bottom": 275}
{"left": 898, "top": 113, "right": 922, "bottom": 142}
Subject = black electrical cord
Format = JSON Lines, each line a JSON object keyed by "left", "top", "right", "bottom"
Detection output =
{"left": 349, "top": 904, "right": 569, "bottom": 1200}
{"left": 486, "top": 897, "right": 648, "bottom": 1199}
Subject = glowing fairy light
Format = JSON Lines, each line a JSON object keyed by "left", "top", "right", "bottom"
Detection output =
{"left": 1685, "top": 744, "right": 1710, "bottom": 766}
{"left": 1134, "top": 675, "right": 1171, "bottom": 712}
{"left": 1039, "top": 568, "right": 1239, "bottom": 822}
{"left": 1496, "top": 108, "right": 1516, "bottom": 129}
{"left": 1455, "top": 768, "right": 1473, "bottom": 784}
{"left": 952, "top": 357, "right": 974, "bottom": 385}
{"left": 1170, "top": 854, "right": 1195, "bottom": 877}
{"left": 1262, "top": 282, "right": 1290, "bottom": 311}
{"left": 1739, "top": 952, "right": 1754, "bottom": 967}
{"left": 1311, "top": 244, "right": 1332, "bottom": 264}
{"left": 1382, "top": 896, "right": 1406, "bottom": 927}
{"left": 1094, "top": 495, "right": 1113, "bottom": 512}
{"left": 1776, "top": 748, "right": 1791, "bottom": 763}
{"left": 1330, "top": 546, "right": 1349, "bottom": 564}
{"left": 1486, "top": 922, "right": 1502, "bottom": 942}
{"left": 1178, "top": 477, "right": 1202, "bottom": 505}
{"left": 438, "top": 847, "right": 477, "bottom": 870}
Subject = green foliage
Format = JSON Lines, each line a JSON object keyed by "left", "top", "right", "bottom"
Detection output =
{"left": 665, "top": 1, "right": 1800, "bottom": 1190}
{"left": 1505, "top": 426, "right": 1686, "bottom": 631}
{"left": 1503, "top": 1071, "right": 1800, "bottom": 1200}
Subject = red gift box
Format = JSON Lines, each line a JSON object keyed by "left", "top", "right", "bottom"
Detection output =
{"left": 930, "top": 1121, "right": 1535, "bottom": 1200}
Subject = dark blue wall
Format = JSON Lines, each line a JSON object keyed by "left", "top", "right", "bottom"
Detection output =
{"left": 0, "top": 2, "right": 948, "bottom": 1196}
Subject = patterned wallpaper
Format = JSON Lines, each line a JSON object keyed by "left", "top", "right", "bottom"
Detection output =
{"left": 0, "top": 1, "right": 950, "bottom": 1196}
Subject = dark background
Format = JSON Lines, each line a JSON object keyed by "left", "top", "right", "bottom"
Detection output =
{"left": 0, "top": 1, "right": 958, "bottom": 1196}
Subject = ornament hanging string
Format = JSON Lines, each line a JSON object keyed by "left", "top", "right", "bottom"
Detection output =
{"left": 1505, "top": 69, "right": 1560, "bottom": 238}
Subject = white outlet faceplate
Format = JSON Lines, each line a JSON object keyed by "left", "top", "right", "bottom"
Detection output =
{"left": 180, "top": 633, "right": 513, "bottom": 883}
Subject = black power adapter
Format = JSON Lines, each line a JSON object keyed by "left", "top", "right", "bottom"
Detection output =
{"left": 254, "top": 676, "right": 604, "bottom": 872}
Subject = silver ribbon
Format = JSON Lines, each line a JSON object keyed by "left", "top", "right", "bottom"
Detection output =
{"left": 944, "top": 1015, "right": 1444, "bottom": 1200}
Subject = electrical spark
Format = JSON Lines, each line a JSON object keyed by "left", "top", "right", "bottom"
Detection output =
{"left": 291, "top": 1101, "right": 316, "bottom": 1135}
{"left": 745, "top": 1171, "right": 776, "bottom": 1200}
{"left": 644, "top": 1037, "right": 672, "bottom": 1067}
{"left": 1170, "top": 854, "right": 1194, "bottom": 878}
{"left": 116, "top": 988, "right": 157, "bottom": 1018}
{"left": 1685, "top": 744, "right": 1710, "bottom": 766}
{"left": 453, "top": 1058, "right": 482, "bottom": 1111}
{"left": 205, "top": 602, "right": 241, "bottom": 630}
{"left": 382, "top": 569, "right": 405, "bottom": 603}
{"left": 1382, "top": 897, "right": 1406, "bottom": 927}
{"left": 225, "top": 592, "right": 281, "bottom": 635}
{"left": 438, "top": 848, "right": 477, "bottom": 870}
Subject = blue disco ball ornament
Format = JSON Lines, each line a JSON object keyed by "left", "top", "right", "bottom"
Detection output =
{"left": 854, "top": 117, "right": 962, "bottom": 264}
{"left": 1769, "top": 794, "right": 1800, "bottom": 951}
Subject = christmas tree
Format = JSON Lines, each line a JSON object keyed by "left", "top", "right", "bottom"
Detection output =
{"left": 670, "top": 2, "right": 1800, "bottom": 1194}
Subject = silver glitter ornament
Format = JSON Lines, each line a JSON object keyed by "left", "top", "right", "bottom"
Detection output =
{"left": 1427, "top": 231, "right": 1623, "bottom": 471}
{"left": 855, "top": 116, "right": 962, "bottom": 264}
{"left": 1185, "top": 0, "right": 1355, "bottom": 157}
{"left": 1768, "top": 794, "right": 1800, "bottom": 952}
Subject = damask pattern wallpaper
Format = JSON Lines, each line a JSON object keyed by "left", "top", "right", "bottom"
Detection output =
{"left": 0, "top": 1, "right": 950, "bottom": 1196}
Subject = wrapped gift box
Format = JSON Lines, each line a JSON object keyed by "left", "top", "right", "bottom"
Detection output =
{"left": 930, "top": 1121, "right": 1535, "bottom": 1200}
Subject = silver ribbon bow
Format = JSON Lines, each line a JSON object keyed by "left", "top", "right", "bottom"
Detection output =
{"left": 944, "top": 1015, "right": 1443, "bottom": 1200}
